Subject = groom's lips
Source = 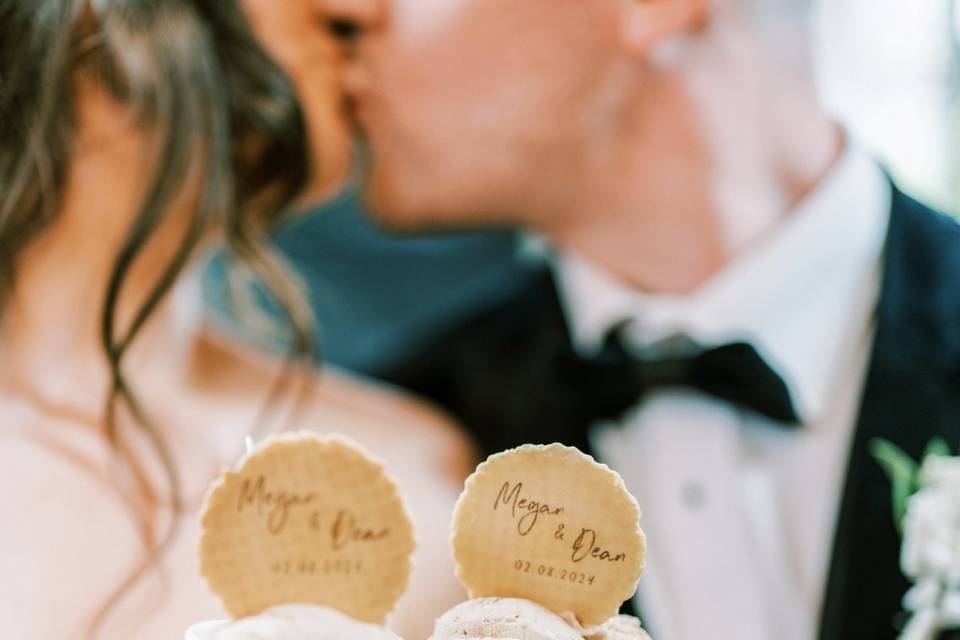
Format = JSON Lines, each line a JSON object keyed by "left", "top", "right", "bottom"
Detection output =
{"left": 343, "top": 91, "right": 369, "bottom": 129}
{"left": 343, "top": 94, "right": 365, "bottom": 131}
{"left": 342, "top": 54, "right": 386, "bottom": 135}
{"left": 342, "top": 62, "right": 373, "bottom": 109}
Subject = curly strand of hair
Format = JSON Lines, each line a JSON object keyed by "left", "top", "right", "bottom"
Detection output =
{"left": 88, "top": 0, "right": 318, "bottom": 635}
{"left": 228, "top": 227, "right": 318, "bottom": 439}
{"left": 214, "top": 0, "right": 319, "bottom": 436}
{"left": 88, "top": 4, "right": 233, "bottom": 637}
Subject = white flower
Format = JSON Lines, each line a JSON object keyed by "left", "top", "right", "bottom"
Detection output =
{"left": 942, "top": 590, "right": 960, "bottom": 625}
{"left": 904, "top": 578, "right": 942, "bottom": 612}
{"left": 901, "top": 482, "right": 960, "bottom": 583}
{"left": 920, "top": 455, "right": 960, "bottom": 490}
{"left": 898, "top": 453, "right": 960, "bottom": 640}
{"left": 900, "top": 605, "right": 939, "bottom": 640}
{"left": 877, "top": 442, "right": 960, "bottom": 640}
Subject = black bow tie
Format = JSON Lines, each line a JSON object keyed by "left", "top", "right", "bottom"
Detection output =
{"left": 555, "top": 329, "right": 801, "bottom": 426}
{"left": 399, "top": 310, "right": 802, "bottom": 462}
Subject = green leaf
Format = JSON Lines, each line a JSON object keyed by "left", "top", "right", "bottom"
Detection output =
{"left": 923, "top": 437, "right": 952, "bottom": 460}
{"left": 869, "top": 438, "right": 919, "bottom": 533}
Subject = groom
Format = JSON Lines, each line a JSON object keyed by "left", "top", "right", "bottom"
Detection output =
{"left": 336, "top": 0, "right": 960, "bottom": 638}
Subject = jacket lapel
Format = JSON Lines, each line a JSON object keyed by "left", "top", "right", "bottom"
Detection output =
{"left": 818, "top": 187, "right": 960, "bottom": 640}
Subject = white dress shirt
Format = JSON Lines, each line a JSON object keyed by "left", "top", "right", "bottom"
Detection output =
{"left": 553, "top": 147, "right": 891, "bottom": 640}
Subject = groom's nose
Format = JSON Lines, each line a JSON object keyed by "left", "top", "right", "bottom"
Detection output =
{"left": 320, "top": 0, "right": 385, "bottom": 36}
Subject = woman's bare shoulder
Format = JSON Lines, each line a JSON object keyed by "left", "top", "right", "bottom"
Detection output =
{"left": 193, "top": 327, "right": 477, "bottom": 478}
{"left": 310, "top": 368, "right": 479, "bottom": 482}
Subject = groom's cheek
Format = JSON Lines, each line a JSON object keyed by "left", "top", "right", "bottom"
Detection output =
{"left": 388, "top": 0, "right": 465, "bottom": 41}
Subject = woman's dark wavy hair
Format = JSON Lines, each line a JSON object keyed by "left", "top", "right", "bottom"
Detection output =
{"left": 0, "top": 0, "right": 316, "bottom": 635}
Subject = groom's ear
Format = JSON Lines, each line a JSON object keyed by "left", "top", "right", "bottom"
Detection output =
{"left": 619, "top": 0, "right": 711, "bottom": 53}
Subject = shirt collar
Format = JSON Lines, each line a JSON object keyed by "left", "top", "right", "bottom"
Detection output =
{"left": 553, "top": 145, "right": 891, "bottom": 423}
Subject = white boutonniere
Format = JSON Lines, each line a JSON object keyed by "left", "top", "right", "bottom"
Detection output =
{"left": 873, "top": 438, "right": 960, "bottom": 640}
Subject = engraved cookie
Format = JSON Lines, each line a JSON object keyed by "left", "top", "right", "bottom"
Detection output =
{"left": 451, "top": 444, "right": 645, "bottom": 626}
{"left": 198, "top": 433, "right": 416, "bottom": 623}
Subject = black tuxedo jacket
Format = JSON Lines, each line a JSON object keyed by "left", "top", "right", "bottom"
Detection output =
{"left": 384, "top": 185, "right": 960, "bottom": 639}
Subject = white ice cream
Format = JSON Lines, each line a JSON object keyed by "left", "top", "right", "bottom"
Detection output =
{"left": 429, "top": 598, "right": 651, "bottom": 640}
{"left": 185, "top": 604, "right": 402, "bottom": 640}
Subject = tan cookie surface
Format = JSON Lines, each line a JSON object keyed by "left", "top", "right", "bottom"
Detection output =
{"left": 198, "top": 433, "right": 415, "bottom": 623}
{"left": 451, "top": 444, "right": 645, "bottom": 626}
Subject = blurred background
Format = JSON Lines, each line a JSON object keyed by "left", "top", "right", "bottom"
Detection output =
{"left": 206, "top": 0, "right": 960, "bottom": 377}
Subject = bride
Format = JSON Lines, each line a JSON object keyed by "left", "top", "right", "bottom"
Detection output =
{"left": 0, "top": 1, "right": 470, "bottom": 638}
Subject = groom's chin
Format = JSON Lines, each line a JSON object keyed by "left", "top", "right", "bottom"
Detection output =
{"left": 362, "top": 183, "right": 523, "bottom": 236}
{"left": 359, "top": 171, "right": 466, "bottom": 233}
{"left": 357, "top": 150, "right": 518, "bottom": 233}
{"left": 362, "top": 191, "right": 459, "bottom": 234}
{"left": 360, "top": 175, "right": 427, "bottom": 231}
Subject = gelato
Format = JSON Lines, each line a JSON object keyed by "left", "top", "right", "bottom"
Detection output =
{"left": 430, "top": 598, "right": 650, "bottom": 640}
{"left": 185, "top": 604, "right": 403, "bottom": 640}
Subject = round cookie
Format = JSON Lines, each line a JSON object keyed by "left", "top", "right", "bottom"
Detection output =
{"left": 198, "top": 433, "right": 416, "bottom": 623}
{"left": 451, "top": 443, "right": 645, "bottom": 626}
